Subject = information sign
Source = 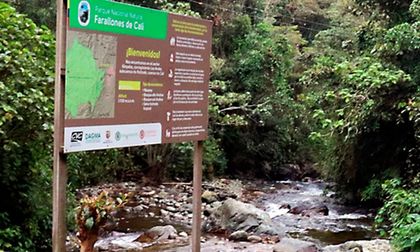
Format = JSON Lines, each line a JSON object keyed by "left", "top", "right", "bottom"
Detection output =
{"left": 64, "top": 0, "right": 212, "bottom": 152}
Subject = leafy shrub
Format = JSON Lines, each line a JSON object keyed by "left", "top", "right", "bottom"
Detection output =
{"left": 376, "top": 178, "right": 420, "bottom": 251}
{"left": 0, "top": 225, "right": 33, "bottom": 252}
{"left": 410, "top": 0, "right": 420, "bottom": 21}
{"left": 301, "top": 53, "right": 417, "bottom": 201}
{"left": 0, "top": 2, "right": 54, "bottom": 250}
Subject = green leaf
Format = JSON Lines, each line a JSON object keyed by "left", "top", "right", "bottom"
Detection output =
{"left": 85, "top": 217, "right": 94, "bottom": 230}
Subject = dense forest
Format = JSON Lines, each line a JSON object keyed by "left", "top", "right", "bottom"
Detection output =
{"left": 0, "top": 0, "right": 419, "bottom": 251}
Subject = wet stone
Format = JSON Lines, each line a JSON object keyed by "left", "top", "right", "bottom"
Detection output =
{"left": 160, "top": 209, "right": 169, "bottom": 216}
{"left": 273, "top": 238, "right": 319, "bottom": 252}
{"left": 247, "top": 235, "right": 262, "bottom": 243}
{"left": 229, "top": 230, "right": 248, "bottom": 241}
{"left": 179, "top": 231, "right": 188, "bottom": 238}
{"left": 132, "top": 205, "right": 143, "bottom": 212}
{"left": 166, "top": 206, "right": 177, "bottom": 212}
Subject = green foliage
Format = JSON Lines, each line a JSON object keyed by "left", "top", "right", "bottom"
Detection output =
{"left": 213, "top": 21, "right": 308, "bottom": 177}
{"left": 5, "top": 0, "right": 56, "bottom": 29}
{"left": 165, "top": 138, "right": 227, "bottom": 180}
{"left": 410, "top": 0, "right": 420, "bottom": 20}
{"left": 299, "top": 0, "right": 419, "bottom": 198}
{"left": 376, "top": 178, "right": 420, "bottom": 251}
{"left": 0, "top": 225, "right": 33, "bottom": 252}
{"left": 213, "top": 15, "right": 252, "bottom": 58}
{"left": 67, "top": 149, "right": 136, "bottom": 189}
{"left": 378, "top": 22, "right": 420, "bottom": 56}
{"left": 157, "top": 0, "right": 201, "bottom": 17}
{"left": 356, "top": 0, "right": 413, "bottom": 24}
{"left": 209, "top": 80, "right": 250, "bottom": 126}
{"left": 0, "top": 2, "right": 54, "bottom": 250}
{"left": 310, "top": 27, "right": 359, "bottom": 57}
{"left": 232, "top": 22, "right": 292, "bottom": 97}
{"left": 202, "top": 137, "right": 227, "bottom": 178}
{"left": 360, "top": 167, "right": 400, "bottom": 202}
{"left": 302, "top": 56, "right": 411, "bottom": 140}
{"left": 165, "top": 143, "right": 194, "bottom": 180}
{"left": 76, "top": 191, "right": 128, "bottom": 231}
{"left": 301, "top": 53, "right": 417, "bottom": 197}
{"left": 361, "top": 178, "right": 383, "bottom": 202}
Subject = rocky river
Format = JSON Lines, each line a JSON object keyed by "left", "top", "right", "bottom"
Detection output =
{"left": 67, "top": 179, "right": 393, "bottom": 251}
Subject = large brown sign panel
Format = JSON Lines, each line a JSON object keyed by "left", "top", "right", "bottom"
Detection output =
{"left": 64, "top": 0, "right": 212, "bottom": 152}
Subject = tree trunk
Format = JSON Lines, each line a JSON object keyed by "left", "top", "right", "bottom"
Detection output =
{"left": 145, "top": 164, "right": 164, "bottom": 184}
{"left": 79, "top": 231, "right": 98, "bottom": 252}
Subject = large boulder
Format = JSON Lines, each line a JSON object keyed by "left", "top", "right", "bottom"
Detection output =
{"left": 273, "top": 238, "right": 319, "bottom": 252}
{"left": 203, "top": 198, "right": 286, "bottom": 236}
{"left": 323, "top": 239, "right": 392, "bottom": 252}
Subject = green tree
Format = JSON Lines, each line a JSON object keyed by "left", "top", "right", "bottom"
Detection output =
{"left": 214, "top": 22, "right": 306, "bottom": 177}
{"left": 0, "top": 2, "right": 55, "bottom": 251}
{"left": 5, "top": 0, "right": 56, "bottom": 29}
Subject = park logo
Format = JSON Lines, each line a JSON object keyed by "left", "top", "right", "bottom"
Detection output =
{"left": 78, "top": 1, "right": 90, "bottom": 26}
{"left": 85, "top": 132, "right": 101, "bottom": 143}
{"left": 103, "top": 130, "right": 113, "bottom": 144}
{"left": 115, "top": 131, "right": 121, "bottom": 141}
{"left": 139, "top": 129, "right": 145, "bottom": 140}
{"left": 71, "top": 131, "right": 83, "bottom": 143}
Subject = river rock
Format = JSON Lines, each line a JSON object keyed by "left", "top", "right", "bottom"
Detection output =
{"left": 323, "top": 239, "right": 392, "bottom": 252}
{"left": 95, "top": 232, "right": 143, "bottom": 251}
{"left": 202, "top": 190, "right": 219, "bottom": 203}
{"left": 204, "top": 201, "right": 223, "bottom": 217}
{"left": 132, "top": 205, "right": 144, "bottom": 213}
{"left": 273, "top": 238, "right": 319, "bottom": 252}
{"left": 166, "top": 206, "right": 177, "bottom": 212}
{"left": 203, "top": 198, "right": 286, "bottom": 236}
{"left": 289, "top": 202, "right": 329, "bottom": 216}
{"left": 210, "top": 201, "right": 222, "bottom": 209}
{"left": 247, "top": 235, "right": 262, "bottom": 243}
{"left": 160, "top": 209, "right": 169, "bottom": 216}
{"left": 218, "top": 192, "right": 238, "bottom": 200}
{"left": 229, "top": 230, "right": 248, "bottom": 241}
{"left": 179, "top": 231, "right": 188, "bottom": 238}
{"left": 140, "top": 190, "right": 156, "bottom": 196}
{"left": 137, "top": 225, "right": 177, "bottom": 242}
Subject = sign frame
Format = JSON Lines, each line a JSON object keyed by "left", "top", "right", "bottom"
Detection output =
{"left": 63, "top": 0, "right": 212, "bottom": 152}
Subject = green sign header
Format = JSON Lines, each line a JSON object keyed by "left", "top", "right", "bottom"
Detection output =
{"left": 68, "top": 0, "right": 168, "bottom": 40}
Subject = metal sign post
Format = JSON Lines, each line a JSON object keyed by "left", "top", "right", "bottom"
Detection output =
{"left": 192, "top": 141, "right": 203, "bottom": 251}
{"left": 52, "top": 0, "right": 67, "bottom": 251}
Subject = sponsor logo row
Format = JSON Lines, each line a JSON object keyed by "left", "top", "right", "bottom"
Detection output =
{"left": 70, "top": 129, "right": 148, "bottom": 145}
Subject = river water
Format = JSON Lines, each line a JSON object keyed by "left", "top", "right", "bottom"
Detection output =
{"left": 254, "top": 180, "right": 376, "bottom": 246}
{"left": 83, "top": 179, "right": 378, "bottom": 251}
